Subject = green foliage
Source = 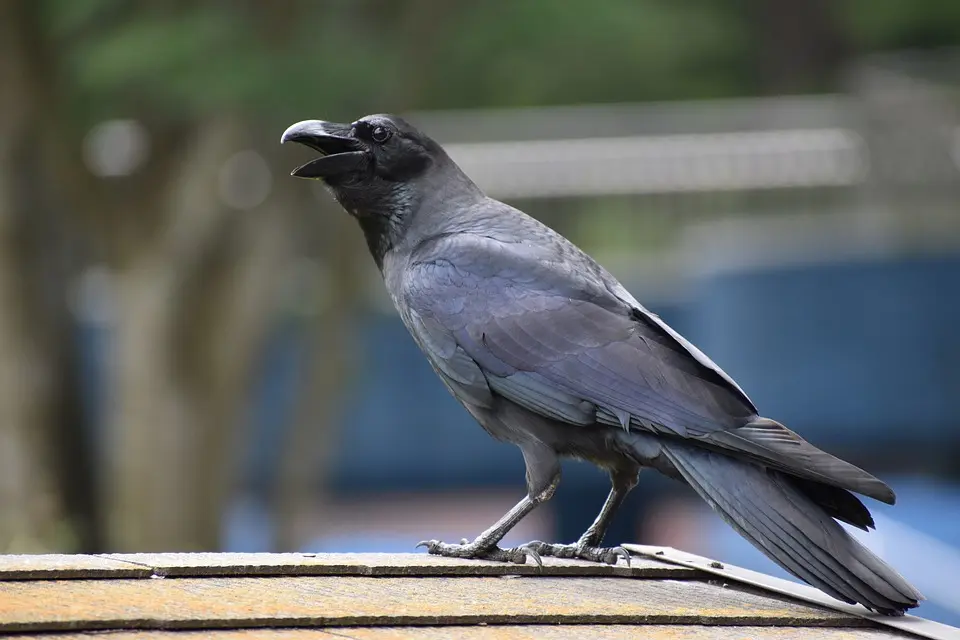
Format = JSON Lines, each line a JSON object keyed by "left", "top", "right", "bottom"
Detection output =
{"left": 32, "top": 0, "right": 960, "bottom": 132}
{"left": 408, "top": 0, "right": 751, "bottom": 108}
{"left": 840, "top": 0, "right": 960, "bottom": 51}
{"left": 45, "top": 2, "right": 273, "bottom": 123}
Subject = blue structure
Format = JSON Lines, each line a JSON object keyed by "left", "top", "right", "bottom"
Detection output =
{"left": 691, "top": 254, "right": 960, "bottom": 455}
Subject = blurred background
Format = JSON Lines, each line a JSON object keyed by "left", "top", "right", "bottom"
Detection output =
{"left": 2, "top": 0, "right": 959, "bottom": 624}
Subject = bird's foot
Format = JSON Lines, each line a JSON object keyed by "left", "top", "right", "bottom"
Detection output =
{"left": 524, "top": 540, "right": 631, "bottom": 566}
{"left": 416, "top": 538, "right": 542, "bottom": 567}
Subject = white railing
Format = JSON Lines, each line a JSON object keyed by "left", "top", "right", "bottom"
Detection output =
{"left": 444, "top": 128, "right": 865, "bottom": 199}
{"left": 407, "top": 96, "right": 870, "bottom": 199}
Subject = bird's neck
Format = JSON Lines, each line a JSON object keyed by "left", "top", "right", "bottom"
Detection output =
{"left": 352, "top": 167, "right": 483, "bottom": 271}
{"left": 356, "top": 211, "right": 405, "bottom": 271}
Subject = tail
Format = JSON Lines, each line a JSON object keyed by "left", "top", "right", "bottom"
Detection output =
{"left": 660, "top": 442, "right": 923, "bottom": 616}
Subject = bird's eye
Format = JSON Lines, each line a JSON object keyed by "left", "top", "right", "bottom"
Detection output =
{"left": 371, "top": 126, "right": 391, "bottom": 143}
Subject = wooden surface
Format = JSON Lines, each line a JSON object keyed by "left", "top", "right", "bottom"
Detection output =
{"left": 0, "top": 552, "right": 946, "bottom": 639}
{"left": 0, "top": 575, "right": 861, "bottom": 632}
{"left": 0, "top": 552, "right": 694, "bottom": 580}
{"left": 0, "top": 554, "right": 152, "bottom": 580}
{"left": 0, "top": 626, "right": 910, "bottom": 639}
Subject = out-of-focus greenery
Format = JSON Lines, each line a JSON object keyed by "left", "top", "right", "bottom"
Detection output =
{"left": 38, "top": 0, "right": 960, "bottom": 132}
{"left": 843, "top": 0, "right": 960, "bottom": 50}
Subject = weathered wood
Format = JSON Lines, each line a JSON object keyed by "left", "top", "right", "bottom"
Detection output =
{"left": 0, "top": 626, "right": 910, "bottom": 639}
{"left": 96, "top": 552, "right": 697, "bottom": 578}
{"left": 1, "top": 553, "right": 946, "bottom": 639}
{"left": 0, "top": 575, "right": 861, "bottom": 633}
{"left": 0, "top": 554, "right": 151, "bottom": 580}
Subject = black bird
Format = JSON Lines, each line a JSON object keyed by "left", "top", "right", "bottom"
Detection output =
{"left": 281, "top": 114, "right": 923, "bottom": 615}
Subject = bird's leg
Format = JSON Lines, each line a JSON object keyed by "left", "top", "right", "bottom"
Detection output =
{"left": 417, "top": 481, "right": 557, "bottom": 566}
{"left": 526, "top": 470, "right": 638, "bottom": 565}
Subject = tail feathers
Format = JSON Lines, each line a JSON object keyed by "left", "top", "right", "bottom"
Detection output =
{"left": 789, "top": 476, "right": 876, "bottom": 531}
{"left": 705, "top": 418, "right": 895, "bottom": 505}
{"left": 661, "top": 442, "right": 923, "bottom": 616}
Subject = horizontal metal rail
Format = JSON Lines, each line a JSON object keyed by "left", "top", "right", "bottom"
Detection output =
{"left": 444, "top": 128, "right": 865, "bottom": 198}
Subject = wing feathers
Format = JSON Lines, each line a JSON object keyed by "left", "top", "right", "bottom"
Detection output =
{"left": 403, "top": 234, "right": 894, "bottom": 504}
{"left": 487, "top": 371, "right": 595, "bottom": 425}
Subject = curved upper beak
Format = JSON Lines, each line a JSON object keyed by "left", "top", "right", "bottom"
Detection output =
{"left": 281, "top": 120, "right": 368, "bottom": 179}
{"left": 281, "top": 120, "right": 350, "bottom": 147}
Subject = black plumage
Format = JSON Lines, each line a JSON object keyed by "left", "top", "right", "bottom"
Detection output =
{"left": 281, "top": 114, "right": 922, "bottom": 615}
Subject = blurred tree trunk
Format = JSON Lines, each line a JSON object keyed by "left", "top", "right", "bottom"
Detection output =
{"left": 0, "top": 0, "right": 96, "bottom": 552}
{"left": 751, "top": 0, "right": 848, "bottom": 93}
{"left": 42, "top": 111, "right": 315, "bottom": 552}
{"left": 271, "top": 198, "right": 364, "bottom": 552}
{"left": 48, "top": 0, "right": 363, "bottom": 552}
{"left": 103, "top": 119, "right": 290, "bottom": 551}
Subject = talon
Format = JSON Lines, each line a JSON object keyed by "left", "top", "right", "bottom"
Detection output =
{"left": 519, "top": 543, "right": 543, "bottom": 569}
{"left": 613, "top": 547, "right": 631, "bottom": 567}
{"left": 601, "top": 546, "right": 630, "bottom": 565}
{"left": 415, "top": 540, "right": 433, "bottom": 551}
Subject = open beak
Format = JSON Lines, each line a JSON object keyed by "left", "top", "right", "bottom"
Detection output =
{"left": 280, "top": 120, "right": 368, "bottom": 179}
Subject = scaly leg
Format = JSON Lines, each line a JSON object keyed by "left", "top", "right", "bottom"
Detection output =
{"left": 417, "top": 475, "right": 559, "bottom": 566}
{"left": 526, "top": 470, "right": 638, "bottom": 565}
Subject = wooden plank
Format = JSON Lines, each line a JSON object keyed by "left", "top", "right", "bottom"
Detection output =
{"left": 97, "top": 552, "right": 697, "bottom": 579}
{"left": 0, "top": 626, "right": 909, "bottom": 639}
{"left": 0, "top": 575, "right": 864, "bottom": 633}
{"left": 0, "top": 555, "right": 152, "bottom": 580}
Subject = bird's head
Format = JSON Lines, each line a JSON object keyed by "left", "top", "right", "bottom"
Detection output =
{"left": 280, "top": 114, "right": 445, "bottom": 213}
{"left": 281, "top": 113, "right": 479, "bottom": 268}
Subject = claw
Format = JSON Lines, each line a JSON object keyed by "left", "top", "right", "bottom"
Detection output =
{"left": 518, "top": 543, "right": 543, "bottom": 569}
{"left": 612, "top": 546, "right": 631, "bottom": 567}
{"left": 412, "top": 537, "right": 550, "bottom": 568}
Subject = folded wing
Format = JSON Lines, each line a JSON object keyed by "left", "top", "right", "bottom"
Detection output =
{"left": 403, "top": 233, "right": 893, "bottom": 503}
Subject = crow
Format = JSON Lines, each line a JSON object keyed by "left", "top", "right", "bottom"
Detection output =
{"left": 281, "top": 114, "right": 922, "bottom": 615}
